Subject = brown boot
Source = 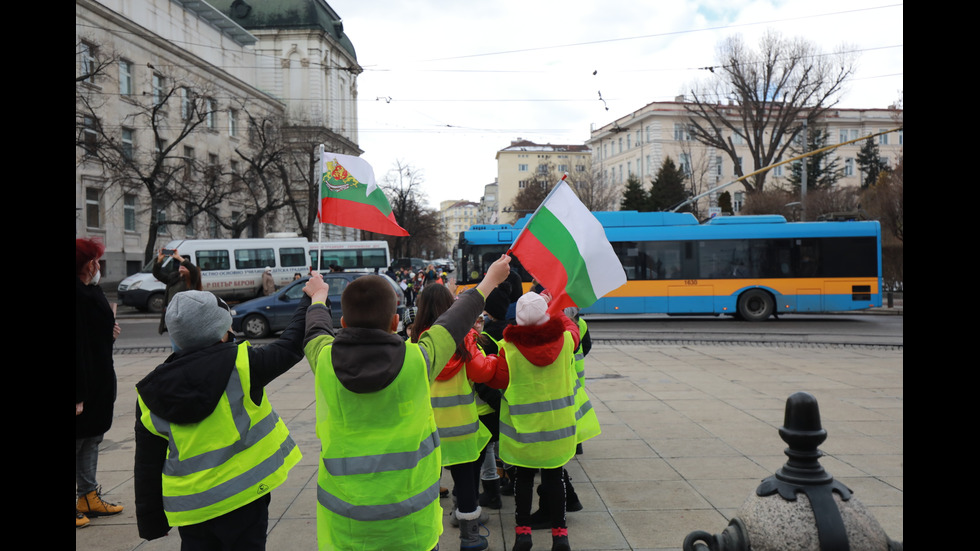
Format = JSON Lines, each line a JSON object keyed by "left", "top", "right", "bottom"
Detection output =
{"left": 77, "top": 488, "right": 123, "bottom": 517}
{"left": 76, "top": 508, "right": 90, "bottom": 528}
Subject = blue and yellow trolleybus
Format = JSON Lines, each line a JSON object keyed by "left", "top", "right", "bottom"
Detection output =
{"left": 456, "top": 211, "right": 882, "bottom": 321}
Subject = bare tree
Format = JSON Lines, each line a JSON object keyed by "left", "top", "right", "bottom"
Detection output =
{"left": 369, "top": 162, "right": 447, "bottom": 259}
{"left": 77, "top": 69, "right": 229, "bottom": 262}
{"left": 567, "top": 166, "right": 619, "bottom": 212}
{"left": 685, "top": 30, "right": 855, "bottom": 194}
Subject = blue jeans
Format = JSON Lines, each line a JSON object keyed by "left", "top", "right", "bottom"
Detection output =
{"left": 75, "top": 434, "right": 103, "bottom": 498}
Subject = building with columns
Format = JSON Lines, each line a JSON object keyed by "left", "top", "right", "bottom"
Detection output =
{"left": 587, "top": 98, "right": 903, "bottom": 215}
{"left": 76, "top": 0, "right": 363, "bottom": 284}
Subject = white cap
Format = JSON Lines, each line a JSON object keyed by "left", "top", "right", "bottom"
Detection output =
{"left": 516, "top": 292, "right": 549, "bottom": 326}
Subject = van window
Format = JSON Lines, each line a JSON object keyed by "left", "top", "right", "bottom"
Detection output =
{"left": 235, "top": 248, "right": 275, "bottom": 270}
{"left": 197, "top": 250, "right": 230, "bottom": 271}
{"left": 279, "top": 247, "right": 307, "bottom": 268}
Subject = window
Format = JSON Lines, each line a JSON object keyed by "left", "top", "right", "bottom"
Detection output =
{"left": 229, "top": 109, "right": 239, "bottom": 137}
{"left": 152, "top": 74, "right": 165, "bottom": 106}
{"left": 878, "top": 130, "right": 889, "bottom": 145}
{"left": 674, "top": 123, "right": 691, "bottom": 141}
{"left": 197, "top": 250, "right": 230, "bottom": 271}
{"left": 733, "top": 191, "right": 743, "bottom": 213}
{"left": 185, "top": 205, "right": 196, "bottom": 237}
{"left": 679, "top": 154, "right": 691, "bottom": 176}
{"left": 279, "top": 247, "right": 307, "bottom": 267}
{"left": 156, "top": 209, "right": 168, "bottom": 235}
{"left": 118, "top": 60, "right": 133, "bottom": 96}
{"left": 732, "top": 129, "right": 744, "bottom": 145}
{"left": 618, "top": 138, "right": 623, "bottom": 153}
{"left": 235, "top": 248, "right": 275, "bottom": 269}
{"left": 627, "top": 135, "right": 631, "bottom": 149}
{"left": 537, "top": 164, "right": 548, "bottom": 175}
{"left": 518, "top": 164, "right": 528, "bottom": 172}
{"left": 121, "top": 128, "right": 134, "bottom": 160}
{"left": 518, "top": 180, "right": 528, "bottom": 189}
{"left": 839, "top": 129, "right": 850, "bottom": 144}
{"left": 183, "top": 146, "right": 194, "bottom": 177}
{"left": 206, "top": 98, "right": 217, "bottom": 130}
{"left": 82, "top": 115, "right": 98, "bottom": 156}
{"left": 181, "top": 87, "right": 194, "bottom": 120}
{"left": 715, "top": 156, "right": 723, "bottom": 177}
{"left": 124, "top": 194, "right": 137, "bottom": 231}
{"left": 557, "top": 164, "right": 568, "bottom": 173}
{"left": 844, "top": 158, "right": 855, "bottom": 177}
{"left": 898, "top": 129, "right": 903, "bottom": 145}
{"left": 86, "top": 188, "right": 102, "bottom": 229}
{"left": 576, "top": 165, "right": 585, "bottom": 172}
{"left": 79, "top": 41, "right": 96, "bottom": 83}
{"left": 736, "top": 157, "right": 743, "bottom": 175}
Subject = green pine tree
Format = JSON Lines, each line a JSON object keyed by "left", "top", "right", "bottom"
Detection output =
{"left": 648, "top": 157, "right": 689, "bottom": 211}
{"left": 620, "top": 173, "right": 648, "bottom": 211}
{"left": 856, "top": 137, "right": 888, "bottom": 189}
{"left": 786, "top": 128, "right": 843, "bottom": 191}
{"left": 717, "top": 191, "right": 733, "bottom": 215}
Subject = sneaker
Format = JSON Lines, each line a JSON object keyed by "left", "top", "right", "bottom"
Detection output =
{"left": 77, "top": 487, "right": 124, "bottom": 517}
{"left": 513, "top": 526, "right": 533, "bottom": 551}
{"left": 551, "top": 528, "right": 570, "bottom": 551}
{"left": 76, "top": 509, "right": 90, "bottom": 528}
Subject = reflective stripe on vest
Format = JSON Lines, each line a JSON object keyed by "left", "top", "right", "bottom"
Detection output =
{"left": 137, "top": 342, "right": 300, "bottom": 525}
{"left": 314, "top": 342, "right": 442, "bottom": 550}
{"left": 431, "top": 364, "right": 491, "bottom": 466}
{"left": 499, "top": 332, "right": 578, "bottom": 469}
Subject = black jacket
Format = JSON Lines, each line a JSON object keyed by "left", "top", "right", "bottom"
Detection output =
{"left": 76, "top": 278, "right": 117, "bottom": 438}
{"left": 133, "top": 295, "right": 310, "bottom": 540}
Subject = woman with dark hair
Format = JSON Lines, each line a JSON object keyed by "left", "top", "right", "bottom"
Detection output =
{"left": 152, "top": 249, "right": 202, "bottom": 349}
{"left": 412, "top": 284, "right": 504, "bottom": 550}
{"left": 76, "top": 238, "right": 124, "bottom": 528}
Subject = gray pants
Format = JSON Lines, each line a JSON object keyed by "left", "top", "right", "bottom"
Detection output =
{"left": 75, "top": 434, "right": 103, "bottom": 498}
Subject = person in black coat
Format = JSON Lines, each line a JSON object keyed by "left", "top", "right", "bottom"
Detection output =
{"left": 76, "top": 238, "right": 124, "bottom": 527}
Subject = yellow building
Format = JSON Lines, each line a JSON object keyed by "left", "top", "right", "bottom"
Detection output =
{"left": 495, "top": 139, "right": 591, "bottom": 224}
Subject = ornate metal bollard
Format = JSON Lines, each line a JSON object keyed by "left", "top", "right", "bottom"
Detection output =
{"left": 683, "top": 391, "right": 902, "bottom": 551}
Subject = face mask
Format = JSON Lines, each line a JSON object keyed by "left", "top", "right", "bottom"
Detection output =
{"left": 90, "top": 264, "right": 101, "bottom": 286}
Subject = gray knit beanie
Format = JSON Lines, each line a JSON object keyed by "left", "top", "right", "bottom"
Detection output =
{"left": 166, "top": 290, "right": 232, "bottom": 351}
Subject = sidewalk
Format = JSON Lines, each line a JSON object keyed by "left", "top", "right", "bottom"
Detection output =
{"left": 78, "top": 342, "right": 903, "bottom": 550}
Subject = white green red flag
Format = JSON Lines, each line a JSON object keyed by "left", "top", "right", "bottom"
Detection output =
{"left": 509, "top": 175, "right": 626, "bottom": 312}
{"left": 317, "top": 147, "right": 409, "bottom": 236}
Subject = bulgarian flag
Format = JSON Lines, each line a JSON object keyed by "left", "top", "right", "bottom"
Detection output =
{"left": 317, "top": 146, "right": 409, "bottom": 236}
{"left": 509, "top": 175, "right": 626, "bottom": 313}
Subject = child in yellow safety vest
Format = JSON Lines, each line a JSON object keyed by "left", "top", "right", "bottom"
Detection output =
{"left": 483, "top": 292, "right": 589, "bottom": 551}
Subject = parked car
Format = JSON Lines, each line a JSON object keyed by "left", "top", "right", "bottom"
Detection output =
{"left": 432, "top": 258, "right": 455, "bottom": 273}
{"left": 231, "top": 273, "right": 405, "bottom": 339}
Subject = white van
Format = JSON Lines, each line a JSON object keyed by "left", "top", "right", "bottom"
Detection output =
{"left": 117, "top": 237, "right": 311, "bottom": 312}
{"left": 309, "top": 240, "right": 391, "bottom": 274}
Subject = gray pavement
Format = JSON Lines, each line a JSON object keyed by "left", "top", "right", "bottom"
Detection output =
{"left": 78, "top": 341, "right": 903, "bottom": 550}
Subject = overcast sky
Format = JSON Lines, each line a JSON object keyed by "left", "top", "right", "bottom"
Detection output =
{"left": 324, "top": 0, "right": 903, "bottom": 209}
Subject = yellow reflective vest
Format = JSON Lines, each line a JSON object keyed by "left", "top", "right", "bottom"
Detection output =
{"left": 312, "top": 342, "right": 442, "bottom": 550}
{"left": 572, "top": 317, "right": 600, "bottom": 444}
{"left": 136, "top": 342, "right": 301, "bottom": 527}
{"left": 499, "top": 332, "right": 578, "bottom": 469}
{"left": 431, "top": 362, "right": 492, "bottom": 466}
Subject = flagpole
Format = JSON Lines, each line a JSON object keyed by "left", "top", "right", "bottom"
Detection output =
{"left": 316, "top": 144, "right": 324, "bottom": 273}
{"left": 507, "top": 172, "right": 568, "bottom": 255}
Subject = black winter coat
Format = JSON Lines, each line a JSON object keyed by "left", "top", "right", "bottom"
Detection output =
{"left": 76, "top": 277, "right": 117, "bottom": 438}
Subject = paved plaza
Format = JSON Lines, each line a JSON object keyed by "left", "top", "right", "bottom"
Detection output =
{"left": 78, "top": 341, "right": 903, "bottom": 550}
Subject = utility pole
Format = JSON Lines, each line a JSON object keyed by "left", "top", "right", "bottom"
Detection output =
{"left": 800, "top": 119, "right": 807, "bottom": 222}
